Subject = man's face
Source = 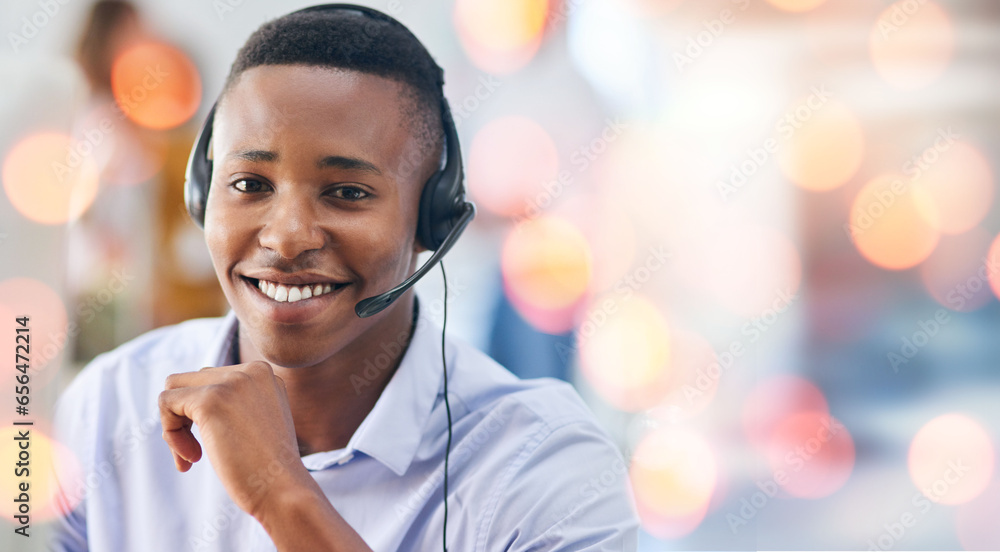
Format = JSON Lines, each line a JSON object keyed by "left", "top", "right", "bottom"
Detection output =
{"left": 205, "top": 65, "right": 435, "bottom": 368}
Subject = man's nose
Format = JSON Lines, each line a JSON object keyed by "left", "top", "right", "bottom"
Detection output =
{"left": 257, "top": 189, "right": 326, "bottom": 259}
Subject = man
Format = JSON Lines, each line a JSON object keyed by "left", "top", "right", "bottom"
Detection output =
{"left": 51, "top": 6, "right": 638, "bottom": 551}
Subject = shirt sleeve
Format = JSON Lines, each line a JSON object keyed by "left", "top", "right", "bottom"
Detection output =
{"left": 483, "top": 420, "right": 640, "bottom": 552}
{"left": 46, "top": 365, "right": 99, "bottom": 552}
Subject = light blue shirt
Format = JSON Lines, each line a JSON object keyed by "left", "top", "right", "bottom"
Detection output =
{"left": 50, "top": 305, "right": 639, "bottom": 551}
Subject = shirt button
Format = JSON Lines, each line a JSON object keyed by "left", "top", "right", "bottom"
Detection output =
{"left": 337, "top": 453, "right": 354, "bottom": 465}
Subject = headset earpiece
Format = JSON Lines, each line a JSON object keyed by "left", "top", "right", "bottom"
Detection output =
{"left": 183, "top": 103, "right": 216, "bottom": 229}
{"left": 416, "top": 98, "right": 465, "bottom": 251}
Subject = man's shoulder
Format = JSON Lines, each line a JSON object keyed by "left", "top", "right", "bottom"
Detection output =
{"left": 444, "top": 339, "right": 638, "bottom": 549}
{"left": 448, "top": 335, "right": 616, "bottom": 451}
{"left": 60, "top": 315, "right": 230, "bottom": 402}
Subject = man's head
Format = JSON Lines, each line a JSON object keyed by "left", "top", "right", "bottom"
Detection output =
{"left": 221, "top": 7, "right": 445, "bottom": 162}
{"left": 203, "top": 6, "right": 447, "bottom": 369}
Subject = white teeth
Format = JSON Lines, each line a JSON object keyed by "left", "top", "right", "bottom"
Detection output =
{"left": 274, "top": 285, "right": 289, "bottom": 302}
{"left": 254, "top": 279, "right": 342, "bottom": 302}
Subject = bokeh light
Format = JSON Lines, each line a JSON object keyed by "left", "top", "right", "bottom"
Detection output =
{"left": 111, "top": 41, "right": 201, "bottom": 130}
{"left": 0, "top": 278, "right": 69, "bottom": 384}
{"left": 656, "top": 329, "right": 719, "bottom": 419}
{"left": 743, "top": 375, "right": 829, "bottom": 450}
{"left": 869, "top": 0, "right": 954, "bottom": 90}
{"left": 626, "top": 0, "right": 686, "bottom": 17}
{"left": 77, "top": 103, "right": 165, "bottom": 187}
{"left": 454, "top": 0, "right": 548, "bottom": 74}
{"left": 579, "top": 295, "right": 670, "bottom": 411}
{"left": 766, "top": 0, "right": 828, "bottom": 13}
{"left": 908, "top": 413, "right": 995, "bottom": 505}
{"left": 0, "top": 427, "right": 82, "bottom": 522}
{"left": 987, "top": 232, "right": 1000, "bottom": 302}
{"left": 956, "top": 480, "right": 1000, "bottom": 551}
{"left": 919, "top": 227, "right": 994, "bottom": 312}
{"left": 678, "top": 222, "right": 802, "bottom": 319}
{"left": 850, "top": 174, "right": 940, "bottom": 270}
{"left": 468, "top": 116, "right": 559, "bottom": 217}
{"left": 502, "top": 215, "right": 591, "bottom": 319}
{"left": 561, "top": 194, "right": 638, "bottom": 294}
{"left": 631, "top": 427, "right": 717, "bottom": 538}
{"left": 3, "top": 132, "right": 100, "bottom": 225}
{"left": 777, "top": 100, "right": 865, "bottom": 192}
{"left": 911, "top": 141, "right": 994, "bottom": 235}
{"left": 764, "top": 410, "right": 856, "bottom": 499}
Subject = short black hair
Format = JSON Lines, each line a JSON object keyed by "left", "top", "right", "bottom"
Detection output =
{"left": 222, "top": 7, "right": 445, "bottom": 163}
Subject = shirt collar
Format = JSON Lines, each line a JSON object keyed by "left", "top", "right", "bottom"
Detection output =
{"left": 202, "top": 310, "right": 239, "bottom": 368}
{"left": 344, "top": 308, "right": 443, "bottom": 475}
{"left": 200, "top": 305, "right": 444, "bottom": 476}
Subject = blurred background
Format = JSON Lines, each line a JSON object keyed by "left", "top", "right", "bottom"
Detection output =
{"left": 2, "top": 0, "right": 999, "bottom": 550}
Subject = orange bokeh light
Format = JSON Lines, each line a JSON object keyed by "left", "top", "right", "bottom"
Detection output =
{"left": 777, "top": 100, "right": 865, "bottom": 192}
{"left": 766, "top": 0, "right": 828, "bottom": 13}
{"left": 111, "top": 41, "right": 201, "bottom": 130}
{"left": 0, "top": 427, "right": 82, "bottom": 522}
{"left": 468, "top": 116, "right": 559, "bottom": 217}
{"left": 911, "top": 142, "right": 994, "bottom": 235}
{"left": 850, "top": 174, "right": 940, "bottom": 270}
{"left": 920, "top": 228, "right": 994, "bottom": 312}
{"left": 579, "top": 295, "right": 669, "bottom": 412}
{"left": 502, "top": 216, "right": 591, "bottom": 316}
{"left": 0, "top": 278, "right": 69, "bottom": 384}
{"left": 566, "top": 195, "right": 638, "bottom": 294}
{"left": 743, "top": 374, "right": 829, "bottom": 450}
{"left": 657, "top": 330, "right": 719, "bottom": 419}
{"left": 869, "top": 0, "right": 954, "bottom": 90}
{"left": 77, "top": 102, "right": 166, "bottom": 187}
{"left": 631, "top": 427, "right": 716, "bottom": 538}
{"left": 764, "top": 411, "right": 855, "bottom": 499}
{"left": 454, "top": 0, "right": 548, "bottom": 74}
{"left": 3, "top": 132, "right": 100, "bottom": 225}
{"left": 908, "top": 413, "right": 994, "bottom": 505}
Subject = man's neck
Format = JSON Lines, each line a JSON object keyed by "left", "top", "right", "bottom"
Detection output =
{"left": 235, "top": 296, "right": 418, "bottom": 456}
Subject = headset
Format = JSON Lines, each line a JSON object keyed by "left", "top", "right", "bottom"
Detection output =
{"left": 183, "top": 4, "right": 471, "bottom": 550}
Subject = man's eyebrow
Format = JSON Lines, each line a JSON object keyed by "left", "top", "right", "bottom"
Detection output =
{"left": 318, "top": 155, "right": 382, "bottom": 175}
{"left": 223, "top": 150, "right": 382, "bottom": 175}
{"left": 226, "top": 149, "right": 277, "bottom": 163}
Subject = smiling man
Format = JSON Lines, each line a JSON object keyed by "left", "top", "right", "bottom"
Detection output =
{"left": 50, "top": 5, "right": 638, "bottom": 552}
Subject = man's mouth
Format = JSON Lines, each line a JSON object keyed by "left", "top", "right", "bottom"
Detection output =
{"left": 243, "top": 277, "right": 350, "bottom": 303}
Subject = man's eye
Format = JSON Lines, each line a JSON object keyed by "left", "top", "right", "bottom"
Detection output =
{"left": 233, "top": 179, "right": 268, "bottom": 193}
{"left": 331, "top": 186, "right": 369, "bottom": 200}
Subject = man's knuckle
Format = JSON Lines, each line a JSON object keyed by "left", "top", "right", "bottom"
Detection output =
{"left": 246, "top": 360, "right": 272, "bottom": 375}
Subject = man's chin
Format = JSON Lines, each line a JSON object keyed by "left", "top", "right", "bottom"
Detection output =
{"left": 247, "top": 339, "right": 333, "bottom": 370}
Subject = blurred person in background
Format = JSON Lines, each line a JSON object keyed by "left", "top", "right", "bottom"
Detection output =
{"left": 68, "top": 0, "right": 226, "bottom": 366}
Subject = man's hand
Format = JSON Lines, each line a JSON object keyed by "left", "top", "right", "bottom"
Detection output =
{"left": 159, "top": 361, "right": 374, "bottom": 551}
{"left": 159, "top": 361, "right": 308, "bottom": 519}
